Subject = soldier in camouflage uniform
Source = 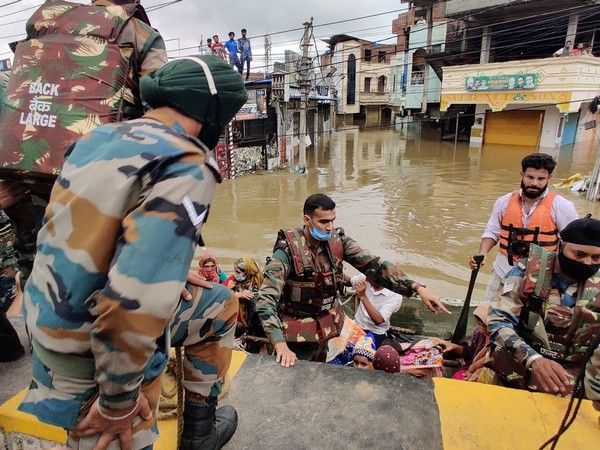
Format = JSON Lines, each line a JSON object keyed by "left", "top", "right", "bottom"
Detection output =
{"left": 0, "top": 211, "right": 18, "bottom": 310}
{"left": 18, "top": 56, "right": 247, "bottom": 450}
{"left": 0, "top": 210, "right": 25, "bottom": 362}
{"left": 585, "top": 345, "right": 600, "bottom": 426}
{"left": 256, "top": 193, "right": 450, "bottom": 368}
{"left": 0, "top": 0, "right": 168, "bottom": 288}
{"left": 488, "top": 217, "right": 600, "bottom": 395}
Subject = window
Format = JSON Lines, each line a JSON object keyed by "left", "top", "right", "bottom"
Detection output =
{"left": 557, "top": 116, "right": 565, "bottom": 138}
{"left": 411, "top": 72, "right": 424, "bottom": 85}
{"left": 347, "top": 54, "right": 356, "bottom": 104}
{"left": 411, "top": 64, "right": 425, "bottom": 85}
{"left": 364, "top": 49, "right": 372, "bottom": 62}
{"left": 378, "top": 51, "right": 386, "bottom": 63}
{"left": 378, "top": 76, "right": 386, "bottom": 93}
{"left": 364, "top": 77, "right": 371, "bottom": 92}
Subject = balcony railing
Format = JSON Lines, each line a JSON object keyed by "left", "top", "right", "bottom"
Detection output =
{"left": 359, "top": 91, "right": 389, "bottom": 105}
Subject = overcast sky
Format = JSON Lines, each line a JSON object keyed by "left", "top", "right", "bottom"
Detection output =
{"left": 0, "top": 0, "right": 407, "bottom": 73}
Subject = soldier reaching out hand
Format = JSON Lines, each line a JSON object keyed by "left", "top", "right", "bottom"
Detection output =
{"left": 256, "top": 193, "right": 450, "bottom": 368}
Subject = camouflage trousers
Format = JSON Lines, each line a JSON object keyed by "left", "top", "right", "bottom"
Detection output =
{"left": 20, "top": 283, "right": 238, "bottom": 450}
{"left": 0, "top": 218, "right": 18, "bottom": 311}
{"left": 4, "top": 187, "right": 51, "bottom": 286}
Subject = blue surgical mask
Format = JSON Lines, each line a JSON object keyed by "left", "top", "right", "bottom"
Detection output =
{"left": 234, "top": 273, "right": 247, "bottom": 282}
{"left": 309, "top": 222, "right": 332, "bottom": 241}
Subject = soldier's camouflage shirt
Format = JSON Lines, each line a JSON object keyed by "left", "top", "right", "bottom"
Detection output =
{"left": 21, "top": 109, "right": 219, "bottom": 414}
{"left": 257, "top": 231, "right": 417, "bottom": 344}
{"left": 488, "top": 263, "right": 596, "bottom": 366}
{"left": 585, "top": 346, "right": 600, "bottom": 402}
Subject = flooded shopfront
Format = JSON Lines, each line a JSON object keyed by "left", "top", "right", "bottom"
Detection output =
{"left": 202, "top": 123, "right": 600, "bottom": 308}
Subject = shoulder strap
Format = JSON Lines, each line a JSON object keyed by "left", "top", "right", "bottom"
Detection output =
{"left": 280, "top": 228, "right": 314, "bottom": 276}
{"left": 520, "top": 244, "right": 556, "bottom": 306}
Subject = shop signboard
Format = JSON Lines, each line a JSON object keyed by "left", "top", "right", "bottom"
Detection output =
{"left": 465, "top": 73, "right": 537, "bottom": 90}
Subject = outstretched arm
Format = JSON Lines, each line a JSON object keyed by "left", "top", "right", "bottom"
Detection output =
{"left": 341, "top": 234, "right": 449, "bottom": 314}
{"left": 256, "top": 250, "right": 296, "bottom": 368}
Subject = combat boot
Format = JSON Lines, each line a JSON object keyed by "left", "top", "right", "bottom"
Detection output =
{"left": 180, "top": 397, "right": 238, "bottom": 450}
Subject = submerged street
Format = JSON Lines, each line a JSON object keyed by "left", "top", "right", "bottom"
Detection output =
{"left": 203, "top": 124, "right": 600, "bottom": 302}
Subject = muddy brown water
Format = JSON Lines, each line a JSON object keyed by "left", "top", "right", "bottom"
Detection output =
{"left": 200, "top": 123, "right": 600, "bottom": 334}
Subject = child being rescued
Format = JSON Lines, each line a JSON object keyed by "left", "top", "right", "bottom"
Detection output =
{"left": 437, "top": 301, "right": 491, "bottom": 381}
{"left": 352, "top": 335, "right": 376, "bottom": 369}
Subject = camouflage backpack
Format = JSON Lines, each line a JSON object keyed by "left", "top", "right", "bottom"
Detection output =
{"left": 0, "top": 0, "right": 142, "bottom": 183}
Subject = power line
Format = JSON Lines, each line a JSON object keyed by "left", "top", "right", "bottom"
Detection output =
{"left": 167, "top": 17, "right": 600, "bottom": 88}
{"left": 162, "top": 0, "right": 600, "bottom": 75}
{"left": 0, "top": 1, "right": 23, "bottom": 10}
{"left": 146, "top": 0, "right": 183, "bottom": 12}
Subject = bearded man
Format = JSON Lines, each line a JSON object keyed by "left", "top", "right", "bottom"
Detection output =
{"left": 469, "top": 153, "right": 578, "bottom": 302}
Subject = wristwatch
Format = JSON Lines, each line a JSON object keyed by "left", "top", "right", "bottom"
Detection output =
{"left": 411, "top": 282, "right": 426, "bottom": 294}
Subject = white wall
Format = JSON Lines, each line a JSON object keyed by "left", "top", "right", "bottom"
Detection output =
{"left": 446, "top": 0, "right": 519, "bottom": 16}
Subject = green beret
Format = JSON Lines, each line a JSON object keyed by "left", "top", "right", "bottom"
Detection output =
{"left": 140, "top": 55, "right": 247, "bottom": 126}
{"left": 560, "top": 217, "right": 600, "bottom": 247}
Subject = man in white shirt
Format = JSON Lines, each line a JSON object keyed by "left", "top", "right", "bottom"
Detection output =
{"left": 553, "top": 40, "right": 572, "bottom": 57}
{"left": 350, "top": 273, "right": 402, "bottom": 348}
{"left": 470, "top": 153, "right": 578, "bottom": 302}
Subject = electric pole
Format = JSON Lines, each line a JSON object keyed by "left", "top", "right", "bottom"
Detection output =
{"left": 298, "top": 18, "right": 313, "bottom": 169}
{"left": 264, "top": 35, "right": 272, "bottom": 78}
{"left": 421, "top": 6, "right": 432, "bottom": 114}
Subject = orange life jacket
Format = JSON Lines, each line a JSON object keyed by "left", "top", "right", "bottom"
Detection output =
{"left": 499, "top": 191, "right": 558, "bottom": 265}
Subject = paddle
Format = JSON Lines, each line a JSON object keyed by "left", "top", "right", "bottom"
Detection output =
{"left": 451, "top": 254, "right": 484, "bottom": 344}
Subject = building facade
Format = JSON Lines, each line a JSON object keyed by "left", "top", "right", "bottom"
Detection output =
{"left": 323, "top": 35, "right": 395, "bottom": 127}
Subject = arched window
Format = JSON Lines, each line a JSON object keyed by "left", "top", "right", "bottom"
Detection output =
{"left": 347, "top": 54, "right": 356, "bottom": 105}
{"left": 378, "top": 75, "right": 386, "bottom": 93}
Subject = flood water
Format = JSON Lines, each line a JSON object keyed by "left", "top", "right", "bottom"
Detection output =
{"left": 201, "top": 123, "right": 600, "bottom": 303}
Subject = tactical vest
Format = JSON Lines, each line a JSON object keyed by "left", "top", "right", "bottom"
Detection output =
{"left": 517, "top": 244, "right": 600, "bottom": 368}
{"left": 0, "top": 0, "right": 141, "bottom": 183}
{"left": 499, "top": 191, "right": 559, "bottom": 265}
{"left": 276, "top": 228, "right": 345, "bottom": 343}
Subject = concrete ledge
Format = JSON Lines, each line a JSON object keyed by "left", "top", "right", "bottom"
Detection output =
{"left": 2, "top": 351, "right": 600, "bottom": 449}
{"left": 0, "top": 428, "right": 61, "bottom": 450}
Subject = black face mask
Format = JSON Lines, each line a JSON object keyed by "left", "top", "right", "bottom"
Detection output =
{"left": 558, "top": 251, "right": 600, "bottom": 282}
{"left": 198, "top": 122, "right": 223, "bottom": 149}
{"left": 197, "top": 94, "right": 223, "bottom": 149}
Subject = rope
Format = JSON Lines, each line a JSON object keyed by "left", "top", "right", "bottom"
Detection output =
{"left": 175, "top": 346, "right": 184, "bottom": 450}
{"left": 158, "top": 346, "right": 233, "bottom": 447}
{"left": 539, "top": 331, "right": 600, "bottom": 449}
{"left": 157, "top": 350, "right": 180, "bottom": 420}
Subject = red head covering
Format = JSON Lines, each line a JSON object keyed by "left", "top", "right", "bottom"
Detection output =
{"left": 197, "top": 252, "right": 221, "bottom": 282}
{"left": 373, "top": 345, "right": 401, "bottom": 374}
